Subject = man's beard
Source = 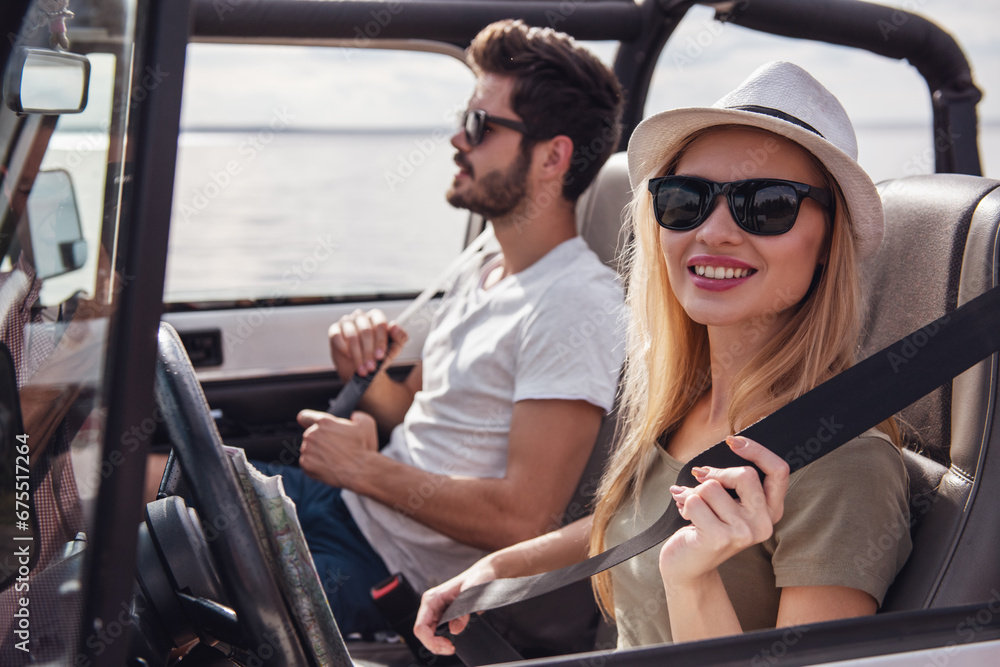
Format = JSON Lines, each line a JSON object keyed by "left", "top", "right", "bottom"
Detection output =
{"left": 447, "top": 148, "right": 531, "bottom": 220}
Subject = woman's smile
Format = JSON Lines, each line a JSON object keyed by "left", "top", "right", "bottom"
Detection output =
{"left": 687, "top": 254, "right": 757, "bottom": 291}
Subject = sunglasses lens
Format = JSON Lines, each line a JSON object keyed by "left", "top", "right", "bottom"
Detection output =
{"left": 652, "top": 178, "right": 709, "bottom": 230}
{"left": 741, "top": 183, "right": 800, "bottom": 234}
{"left": 464, "top": 111, "right": 484, "bottom": 146}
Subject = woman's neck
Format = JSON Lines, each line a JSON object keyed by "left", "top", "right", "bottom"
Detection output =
{"left": 703, "top": 315, "right": 787, "bottom": 427}
{"left": 668, "top": 318, "right": 789, "bottom": 462}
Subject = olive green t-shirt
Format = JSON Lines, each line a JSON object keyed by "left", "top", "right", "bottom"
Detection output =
{"left": 605, "top": 429, "right": 911, "bottom": 649}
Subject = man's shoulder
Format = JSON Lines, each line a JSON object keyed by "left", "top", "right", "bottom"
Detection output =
{"left": 539, "top": 237, "right": 623, "bottom": 298}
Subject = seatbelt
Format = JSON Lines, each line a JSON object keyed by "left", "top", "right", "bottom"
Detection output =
{"left": 328, "top": 227, "right": 495, "bottom": 418}
{"left": 438, "top": 282, "right": 1000, "bottom": 664}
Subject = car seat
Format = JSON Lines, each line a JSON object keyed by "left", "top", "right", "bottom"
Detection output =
{"left": 861, "top": 174, "right": 1000, "bottom": 611}
{"left": 476, "top": 154, "right": 635, "bottom": 656}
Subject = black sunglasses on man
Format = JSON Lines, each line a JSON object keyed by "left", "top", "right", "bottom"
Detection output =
{"left": 462, "top": 108, "right": 530, "bottom": 146}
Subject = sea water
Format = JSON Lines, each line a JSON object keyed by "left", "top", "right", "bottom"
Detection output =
{"left": 163, "top": 125, "right": 1000, "bottom": 304}
{"left": 40, "top": 125, "right": 1000, "bottom": 304}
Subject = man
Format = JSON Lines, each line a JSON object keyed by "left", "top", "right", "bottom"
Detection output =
{"left": 276, "top": 19, "right": 625, "bottom": 637}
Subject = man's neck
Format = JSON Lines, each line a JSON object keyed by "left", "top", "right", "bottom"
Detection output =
{"left": 490, "top": 195, "right": 578, "bottom": 277}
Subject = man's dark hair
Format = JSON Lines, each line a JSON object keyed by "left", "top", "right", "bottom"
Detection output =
{"left": 467, "top": 19, "right": 624, "bottom": 201}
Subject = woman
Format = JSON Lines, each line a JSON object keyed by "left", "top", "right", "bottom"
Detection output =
{"left": 414, "top": 61, "right": 911, "bottom": 651}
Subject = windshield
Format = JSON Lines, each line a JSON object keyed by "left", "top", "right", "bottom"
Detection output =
{"left": 0, "top": 0, "right": 139, "bottom": 662}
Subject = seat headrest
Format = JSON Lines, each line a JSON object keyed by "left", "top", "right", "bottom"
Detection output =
{"left": 576, "top": 152, "right": 632, "bottom": 275}
{"left": 863, "top": 174, "right": 1000, "bottom": 465}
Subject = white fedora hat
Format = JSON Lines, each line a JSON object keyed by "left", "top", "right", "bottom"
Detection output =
{"left": 627, "top": 61, "right": 883, "bottom": 258}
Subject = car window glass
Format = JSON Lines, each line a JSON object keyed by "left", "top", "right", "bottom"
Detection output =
{"left": 165, "top": 45, "right": 476, "bottom": 304}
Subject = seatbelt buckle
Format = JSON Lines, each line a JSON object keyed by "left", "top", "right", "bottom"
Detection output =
{"left": 371, "top": 572, "right": 453, "bottom": 666}
{"left": 435, "top": 613, "right": 522, "bottom": 666}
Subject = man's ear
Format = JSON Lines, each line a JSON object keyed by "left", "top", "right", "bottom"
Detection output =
{"left": 533, "top": 134, "right": 574, "bottom": 180}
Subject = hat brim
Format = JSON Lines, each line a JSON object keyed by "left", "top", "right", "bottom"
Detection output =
{"left": 627, "top": 107, "right": 883, "bottom": 259}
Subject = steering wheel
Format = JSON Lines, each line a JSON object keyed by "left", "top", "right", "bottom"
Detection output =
{"left": 152, "top": 323, "right": 347, "bottom": 666}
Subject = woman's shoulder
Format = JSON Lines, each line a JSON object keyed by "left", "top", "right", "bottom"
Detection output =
{"left": 786, "top": 427, "right": 906, "bottom": 495}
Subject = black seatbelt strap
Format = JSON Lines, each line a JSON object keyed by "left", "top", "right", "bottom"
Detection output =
{"left": 438, "top": 283, "right": 1000, "bottom": 663}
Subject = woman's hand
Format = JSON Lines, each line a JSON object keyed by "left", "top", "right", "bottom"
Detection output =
{"left": 659, "top": 435, "right": 790, "bottom": 588}
{"left": 413, "top": 558, "right": 501, "bottom": 655}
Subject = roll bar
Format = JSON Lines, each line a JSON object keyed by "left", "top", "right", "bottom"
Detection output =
{"left": 191, "top": 0, "right": 643, "bottom": 44}
{"left": 701, "top": 0, "right": 983, "bottom": 175}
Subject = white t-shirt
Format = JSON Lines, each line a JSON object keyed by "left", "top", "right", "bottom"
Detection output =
{"left": 342, "top": 235, "right": 625, "bottom": 591}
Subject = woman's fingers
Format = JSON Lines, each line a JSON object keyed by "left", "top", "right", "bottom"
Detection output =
{"left": 449, "top": 614, "right": 471, "bottom": 637}
{"left": 413, "top": 587, "right": 460, "bottom": 655}
{"left": 725, "top": 435, "right": 790, "bottom": 522}
{"left": 690, "top": 464, "right": 768, "bottom": 520}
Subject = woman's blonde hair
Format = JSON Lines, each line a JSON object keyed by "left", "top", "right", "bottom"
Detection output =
{"left": 589, "top": 126, "right": 898, "bottom": 618}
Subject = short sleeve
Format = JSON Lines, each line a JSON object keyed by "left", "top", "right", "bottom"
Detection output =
{"left": 513, "top": 270, "right": 625, "bottom": 412}
{"left": 768, "top": 432, "right": 912, "bottom": 605}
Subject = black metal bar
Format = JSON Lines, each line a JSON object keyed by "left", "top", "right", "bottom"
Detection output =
{"left": 193, "top": 0, "right": 642, "bottom": 43}
{"left": 77, "top": 0, "right": 193, "bottom": 664}
{"left": 0, "top": 0, "right": 33, "bottom": 66}
{"left": 613, "top": 0, "right": 694, "bottom": 151}
{"left": 715, "top": 0, "right": 982, "bottom": 175}
{"left": 517, "top": 601, "right": 1000, "bottom": 667}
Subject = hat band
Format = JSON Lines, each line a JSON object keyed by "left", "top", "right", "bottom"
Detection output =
{"left": 730, "top": 105, "right": 825, "bottom": 139}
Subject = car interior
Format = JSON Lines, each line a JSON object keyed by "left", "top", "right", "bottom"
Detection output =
{"left": 2, "top": 0, "right": 1000, "bottom": 665}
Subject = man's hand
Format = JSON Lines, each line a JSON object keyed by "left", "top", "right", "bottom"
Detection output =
{"left": 297, "top": 409, "right": 379, "bottom": 490}
{"left": 328, "top": 309, "right": 409, "bottom": 381}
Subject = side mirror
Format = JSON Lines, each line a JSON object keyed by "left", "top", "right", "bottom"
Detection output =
{"left": 3, "top": 47, "right": 90, "bottom": 114}
{"left": 27, "top": 169, "right": 88, "bottom": 279}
